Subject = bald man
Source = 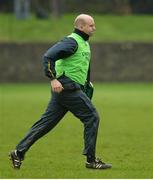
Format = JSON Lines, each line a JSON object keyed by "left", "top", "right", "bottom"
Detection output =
{"left": 9, "top": 14, "right": 112, "bottom": 170}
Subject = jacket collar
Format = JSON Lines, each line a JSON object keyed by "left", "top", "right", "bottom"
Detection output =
{"left": 73, "top": 28, "right": 89, "bottom": 41}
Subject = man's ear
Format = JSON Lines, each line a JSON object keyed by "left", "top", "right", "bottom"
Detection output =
{"left": 80, "top": 25, "right": 84, "bottom": 30}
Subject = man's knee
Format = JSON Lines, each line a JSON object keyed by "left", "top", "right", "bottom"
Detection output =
{"left": 93, "top": 110, "right": 100, "bottom": 127}
{"left": 82, "top": 109, "right": 100, "bottom": 128}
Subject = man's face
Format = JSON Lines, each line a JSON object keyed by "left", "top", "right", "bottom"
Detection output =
{"left": 82, "top": 18, "right": 96, "bottom": 36}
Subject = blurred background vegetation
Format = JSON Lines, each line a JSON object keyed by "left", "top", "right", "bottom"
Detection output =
{"left": 0, "top": 0, "right": 153, "bottom": 82}
{"left": 1, "top": 0, "right": 153, "bottom": 15}
{"left": 0, "top": 0, "right": 153, "bottom": 42}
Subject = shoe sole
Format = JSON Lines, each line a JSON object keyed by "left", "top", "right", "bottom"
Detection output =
{"left": 86, "top": 165, "right": 112, "bottom": 170}
{"left": 86, "top": 167, "right": 112, "bottom": 170}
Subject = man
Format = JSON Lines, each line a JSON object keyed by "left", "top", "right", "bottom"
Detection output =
{"left": 9, "top": 14, "right": 112, "bottom": 170}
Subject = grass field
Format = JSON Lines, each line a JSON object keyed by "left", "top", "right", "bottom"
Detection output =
{"left": 0, "top": 13, "right": 153, "bottom": 42}
{"left": 0, "top": 83, "right": 153, "bottom": 178}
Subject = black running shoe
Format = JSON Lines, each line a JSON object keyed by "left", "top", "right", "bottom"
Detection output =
{"left": 86, "top": 158, "right": 112, "bottom": 169}
{"left": 9, "top": 150, "right": 23, "bottom": 169}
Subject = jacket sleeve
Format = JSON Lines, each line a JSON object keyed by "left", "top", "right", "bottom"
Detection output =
{"left": 42, "top": 37, "right": 78, "bottom": 80}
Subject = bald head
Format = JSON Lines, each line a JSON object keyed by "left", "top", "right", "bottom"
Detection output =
{"left": 74, "top": 14, "right": 96, "bottom": 36}
{"left": 74, "top": 14, "right": 93, "bottom": 28}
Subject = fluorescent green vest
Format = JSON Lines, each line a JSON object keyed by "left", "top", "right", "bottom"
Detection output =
{"left": 55, "top": 33, "right": 91, "bottom": 85}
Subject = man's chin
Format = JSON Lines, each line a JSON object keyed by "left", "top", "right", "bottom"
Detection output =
{"left": 89, "top": 32, "right": 94, "bottom": 37}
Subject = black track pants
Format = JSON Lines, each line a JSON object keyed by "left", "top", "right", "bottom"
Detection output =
{"left": 16, "top": 83, "right": 100, "bottom": 158}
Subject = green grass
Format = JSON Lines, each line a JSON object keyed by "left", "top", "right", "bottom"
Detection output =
{"left": 0, "top": 13, "right": 153, "bottom": 42}
{"left": 0, "top": 83, "right": 153, "bottom": 178}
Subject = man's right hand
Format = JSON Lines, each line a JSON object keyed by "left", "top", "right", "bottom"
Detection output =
{"left": 51, "top": 79, "right": 64, "bottom": 93}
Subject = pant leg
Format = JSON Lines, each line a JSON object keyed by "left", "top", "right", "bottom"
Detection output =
{"left": 60, "top": 90, "right": 100, "bottom": 158}
{"left": 16, "top": 92, "right": 68, "bottom": 157}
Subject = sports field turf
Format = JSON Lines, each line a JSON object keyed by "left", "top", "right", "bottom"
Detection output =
{"left": 0, "top": 83, "right": 153, "bottom": 178}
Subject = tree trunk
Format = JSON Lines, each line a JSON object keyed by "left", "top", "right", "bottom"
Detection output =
{"left": 14, "top": 0, "right": 30, "bottom": 19}
{"left": 51, "top": 0, "right": 62, "bottom": 18}
{"left": 112, "top": 0, "right": 132, "bottom": 14}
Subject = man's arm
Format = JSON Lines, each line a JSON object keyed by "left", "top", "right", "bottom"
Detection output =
{"left": 42, "top": 37, "right": 78, "bottom": 92}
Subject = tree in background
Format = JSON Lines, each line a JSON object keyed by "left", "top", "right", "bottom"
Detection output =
{"left": 14, "top": 0, "right": 30, "bottom": 19}
{"left": 129, "top": 0, "right": 153, "bottom": 14}
{"left": 50, "top": 0, "right": 63, "bottom": 18}
{"left": 112, "top": 0, "right": 132, "bottom": 14}
{"left": 1, "top": 0, "right": 153, "bottom": 15}
{"left": 32, "top": 0, "right": 49, "bottom": 19}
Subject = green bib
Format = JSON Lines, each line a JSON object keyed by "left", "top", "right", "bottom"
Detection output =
{"left": 55, "top": 33, "right": 91, "bottom": 85}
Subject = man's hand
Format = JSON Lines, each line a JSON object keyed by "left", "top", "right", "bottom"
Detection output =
{"left": 51, "top": 79, "right": 64, "bottom": 93}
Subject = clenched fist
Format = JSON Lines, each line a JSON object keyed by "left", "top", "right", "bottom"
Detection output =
{"left": 51, "top": 79, "right": 64, "bottom": 93}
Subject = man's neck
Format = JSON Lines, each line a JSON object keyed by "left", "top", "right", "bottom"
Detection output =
{"left": 73, "top": 28, "right": 89, "bottom": 41}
